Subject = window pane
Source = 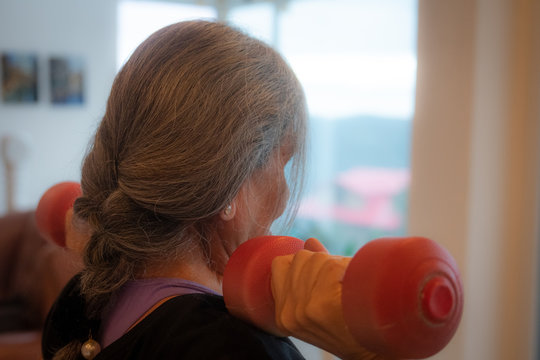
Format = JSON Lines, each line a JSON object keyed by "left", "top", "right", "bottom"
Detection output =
{"left": 274, "top": 0, "right": 417, "bottom": 255}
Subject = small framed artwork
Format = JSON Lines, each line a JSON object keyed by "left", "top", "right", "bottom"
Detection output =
{"left": 1, "top": 52, "right": 39, "bottom": 103}
{"left": 49, "top": 56, "right": 84, "bottom": 105}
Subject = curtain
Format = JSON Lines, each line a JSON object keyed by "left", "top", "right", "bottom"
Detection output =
{"left": 409, "top": 0, "right": 540, "bottom": 359}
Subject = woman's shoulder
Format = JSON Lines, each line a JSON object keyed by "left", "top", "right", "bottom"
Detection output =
{"left": 99, "top": 294, "right": 306, "bottom": 360}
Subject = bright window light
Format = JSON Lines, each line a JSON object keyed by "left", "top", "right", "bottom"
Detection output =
{"left": 288, "top": 53, "right": 416, "bottom": 118}
{"left": 280, "top": 0, "right": 417, "bottom": 119}
{"left": 228, "top": 2, "right": 276, "bottom": 45}
{"left": 116, "top": 1, "right": 216, "bottom": 68}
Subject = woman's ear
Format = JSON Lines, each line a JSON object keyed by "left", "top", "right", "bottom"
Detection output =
{"left": 220, "top": 201, "right": 237, "bottom": 221}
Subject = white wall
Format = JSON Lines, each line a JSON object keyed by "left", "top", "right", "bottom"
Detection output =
{"left": 0, "top": 0, "right": 118, "bottom": 214}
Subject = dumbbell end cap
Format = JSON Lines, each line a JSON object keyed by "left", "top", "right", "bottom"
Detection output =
{"left": 421, "top": 276, "right": 455, "bottom": 323}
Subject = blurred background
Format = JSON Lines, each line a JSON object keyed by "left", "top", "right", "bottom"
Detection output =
{"left": 0, "top": 0, "right": 539, "bottom": 359}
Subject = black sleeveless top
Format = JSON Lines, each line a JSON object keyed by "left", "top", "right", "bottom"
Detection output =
{"left": 42, "top": 275, "right": 305, "bottom": 360}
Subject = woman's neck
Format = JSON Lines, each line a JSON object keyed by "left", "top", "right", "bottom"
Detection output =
{"left": 142, "top": 252, "right": 223, "bottom": 295}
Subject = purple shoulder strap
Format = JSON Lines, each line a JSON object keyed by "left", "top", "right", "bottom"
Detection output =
{"left": 100, "top": 278, "right": 219, "bottom": 347}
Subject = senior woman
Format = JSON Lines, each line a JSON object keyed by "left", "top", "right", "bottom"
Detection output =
{"left": 41, "top": 21, "right": 389, "bottom": 360}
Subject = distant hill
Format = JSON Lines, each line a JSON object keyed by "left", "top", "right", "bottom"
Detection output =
{"left": 305, "top": 115, "right": 412, "bottom": 191}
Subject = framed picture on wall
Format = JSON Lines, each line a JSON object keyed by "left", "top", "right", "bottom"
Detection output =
{"left": 1, "top": 52, "right": 38, "bottom": 103}
{"left": 49, "top": 56, "right": 84, "bottom": 105}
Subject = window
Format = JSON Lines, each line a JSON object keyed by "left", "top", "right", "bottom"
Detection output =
{"left": 271, "top": 0, "right": 416, "bottom": 255}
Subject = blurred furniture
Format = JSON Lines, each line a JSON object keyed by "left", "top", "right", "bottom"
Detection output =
{"left": 0, "top": 211, "right": 81, "bottom": 359}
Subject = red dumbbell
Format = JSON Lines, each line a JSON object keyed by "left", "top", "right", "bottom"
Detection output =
{"left": 223, "top": 235, "right": 463, "bottom": 359}
{"left": 35, "top": 181, "right": 82, "bottom": 247}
